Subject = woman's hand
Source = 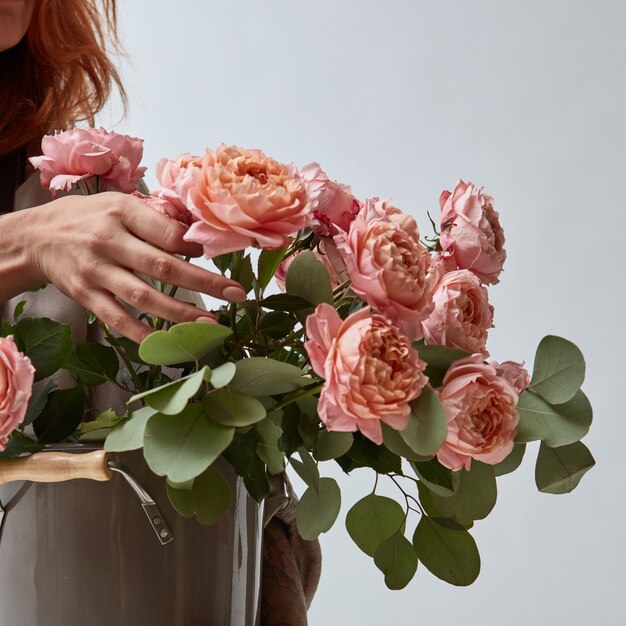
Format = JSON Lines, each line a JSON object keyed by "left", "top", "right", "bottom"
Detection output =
{"left": 20, "top": 192, "right": 247, "bottom": 343}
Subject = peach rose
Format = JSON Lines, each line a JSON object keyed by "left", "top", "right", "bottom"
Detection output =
{"left": 439, "top": 180, "right": 506, "bottom": 284}
{"left": 436, "top": 354, "right": 520, "bottom": 471}
{"left": 335, "top": 199, "right": 436, "bottom": 341}
{"left": 0, "top": 336, "right": 36, "bottom": 452}
{"left": 490, "top": 360, "right": 530, "bottom": 394}
{"left": 29, "top": 127, "right": 146, "bottom": 195}
{"left": 305, "top": 303, "right": 428, "bottom": 445}
{"left": 299, "top": 162, "right": 361, "bottom": 234}
{"left": 422, "top": 269, "right": 493, "bottom": 355}
{"left": 183, "top": 145, "right": 312, "bottom": 257}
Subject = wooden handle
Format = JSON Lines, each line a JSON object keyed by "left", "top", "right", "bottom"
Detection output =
{"left": 0, "top": 450, "right": 113, "bottom": 485}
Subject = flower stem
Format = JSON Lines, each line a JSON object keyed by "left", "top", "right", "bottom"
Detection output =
{"left": 99, "top": 320, "right": 145, "bottom": 392}
{"left": 267, "top": 382, "right": 323, "bottom": 415}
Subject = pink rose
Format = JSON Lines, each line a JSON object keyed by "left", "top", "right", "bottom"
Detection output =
{"left": 29, "top": 127, "right": 146, "bottom": 195}
{"left": 0, "top": 336, "right": 36, "bottom": 452}
{"left": 422, "top": 269, "right": 493, "bottom": 355}
{"left": 183, "top": 145, "right": 313, "bottom": 257}
{"left": 439, "top": 180, "right": 506, "bottom": 284}
{"left": 147, "top": 152, "right": 203, "bottom": 224}
{"left": 305, "top": 303, "right": 428, "bottom": 445}
{"left": 299, "top": 162, "right": 361, "bottom": 234}
{"left": 436, "top": 354, "right": 519, "bottom": 471}
{"left": 490, "top": 360, "right": 530, "bottom": 394}
{"left": 275, "top": 241, "right": 348, "bottom": 292}
{"left": 335, "top": 199, "right": 436, "bottom": 341}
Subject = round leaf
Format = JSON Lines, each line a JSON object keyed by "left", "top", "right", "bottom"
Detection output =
{"left": 139, "top": 322, "right": 232, "bottom": 365}
{"left": 285, "top": 250, "right": 333, "bottom": 307}
{"left": 296, "top": 477, "right": 341, "bottom": 540}
{"left": 516, "top": 388, "right": 592, "bottom": 446}
{"left": 381, "top": 423, "right": 433, "bottom": 462}
{"left": 345, "top": 493, "right": 405, "bottom": 557}
{"left": 166, "top": 479, "right": 195, "bottom": 517}
{"left": 374, "top": 531, "right": 418, "bottom": 590}
{"left": 203, "top": 388, "right": 267, "bottom": 427}
{"left": 314, "top": 430, "right": 353, "bottom": 461}
{"left": 210, "top": 362, "right": 237, "bottom": 389}
{"left": 535, "top": 441, "right": 595, "bottom": 494}
{"left": 400, "top": 386, "right": 447, "bottom": 456}
{"left": 413, "top": 516, "right": 480, "bottom": 586}
{"left": 415, "top": 345, "right": 470, "bottom": 388}
{"left": 144, "top": 404, "right": 234, "bottom": 482}
{"left": 105, "top": 406, "right": 157, "bottom": 452}
{"left": 528, "top": 335, "right": 585, "bottom": 404}
{"left": 229, "top": 357, "right": 308, "bottom": 396}
{"left": 493, "top": 443, "right": 526, "bottom": 477}
{"left": 193, "top": 466, "right": 232, "bottom": 525}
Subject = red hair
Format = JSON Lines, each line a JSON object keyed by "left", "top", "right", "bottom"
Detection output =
{"left": 0, "top": 0, "right": 126, "bottom": 155}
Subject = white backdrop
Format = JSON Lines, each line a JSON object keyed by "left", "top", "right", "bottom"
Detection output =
{"left": 102, "top": 1, "right": 625, "bottom": 624}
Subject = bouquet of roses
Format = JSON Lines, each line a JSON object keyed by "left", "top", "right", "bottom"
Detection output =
{"left": 0, "top": 127, "right": 595, "bottom": 588}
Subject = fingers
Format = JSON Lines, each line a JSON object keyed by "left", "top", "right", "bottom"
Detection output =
{"left": 111, "top": 234, "right": 248, "bottom": 303}
{"left": 96, "top": 266, "right": 217, "bottom": 327}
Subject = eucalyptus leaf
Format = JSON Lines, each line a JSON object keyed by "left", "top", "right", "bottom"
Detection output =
{"left": 143, "top": 404, "right": 234, "bottom": 483}
{"left": 516, "top": 389, "right": 592, "bottom": 447}
{"left": 222, "top": 429, "right": 270, "bottom": 502}
{"left": 166, "top": 479, "right": 195, "bottom": 517}
{"left": 416, "top": 345, "right": 469, "bottom": 388}
{"left": 413, "top": 516, "right": 480, "bottom": 586}
{"left": 381, "top": 423, "right": 433, "bottom": 462}
{"left": 193, "top": 465, "right": 232, "bottom": 525}
{"left": 129, "top": 367, "right": 209, "bottom": 415}
{"left": 255, "top": 418, "right": 285, "bottom": 475}
{"left": 399, "top": 387, "right": 447, "bottom": 456}
{"left": 338, "top": 435, "right": 402, "bottom": 475}
{"left": 285, "top": 251, "right": 333, "bottom": 309}
{"left": 229, "top": 357, "right": 308, "bottom": 396}
{"left": 138, "top": 322, "right": 232, "bottom": 365}
{"left": 210, "top": 362, "right": 237, "bottom": 389}
{"left": 410, "top": 458, "right": 457, "bottom": 497}
{"left": 314, "top": 430, "right": 353, "bottom": 461}
{"left": 374, "top": 531, "right": 418, "bottom": 590}
{"left": 14, "top": 317, "right": 72, "bottom": 381}
{"left": 78, "top": 409, "right": 121, "bottom": 442}
{"left": 528, "top": 335, "right": 585, "bottom": 404}
{"left": 345, "top": 494, "right": 405, "bottom": 557}
{"left": 296, "top": 477, "right": 341, "bottom": 540}
{"left": 493, "top": 443, "right": 526, "bottom": 477}
{"left": 203, "top": 388, "right": 267, "bottom": 427}
{"left": 535, "top": 441, "right": 595, "bottom": 494}
{"left": 104, "top": 406, "right": 157, "bottom": 452}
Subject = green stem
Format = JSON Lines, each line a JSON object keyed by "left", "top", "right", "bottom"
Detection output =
{"left": 229, "top": 252, "right": 244, "bottom": 346}
{"left": 155, "top": 255, "right": 191, "bottom": 331}
{"left": 99, "top": 321, "right": 145, "bottom": 392}
{"left": 267, "top": 382, "right": 323, "bottom": 415}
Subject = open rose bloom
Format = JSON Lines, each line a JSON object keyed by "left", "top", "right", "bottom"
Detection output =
{"left": 0, "top": 337, "right": 35, "bottom": 451}
{"left": 30, "top": 127, "right": 146, "bottom": 195}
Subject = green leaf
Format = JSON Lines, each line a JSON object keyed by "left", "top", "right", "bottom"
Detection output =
{"left": 410, "top": 458, "right": 457, "bottom": 497}
{"left": 374, "top": 531, "right": 418, "bottom": 590}
{"left": 110, "top": 336, "right": 143, "bottom": 364}
{"left": 32, "top": 385, "right": 86, "bottom": 442}
{"left": 258, "top": 311, "right": 296, "bottom": 340}
{"left": 258, "top": 246, "right": 289, "bottom": 289}
{"left": 516, "top": 388, "right": 592, "bottom": 446}
{"left": 399, "top": 387, "right": 447, "bottom": 456}
{"left": 296, "top": 477, "right": 341, "bottom": 540}
{"left": 493, "top": 443, "right": 526, "bottom": 477}
{"left": 193, "top": 465, "right": 232, "bottom": 524}
{"left": 427, "top": 462, "right": 497, "bottom": 526}
{"left": 209, "top": 362, "right": 237, "bottom": 389}
{"left": 14, "top": 317, "right": 72, "bottom": 381}
{"left": 212, "top": 253, "right": 233, "bottom": 274}
{"left": 22, "top": 379, "right": 56, "bottom": 426}
{"left": 413, "top": 516, "right": 480, "bottom": 586}
{"left": 1, "top": 319, "right": 13, "bottom": 337}
{"left": 338, "top": 435, "right": 402, "bottom": 475}
{"left": 229, "top": 357, "right": 308, "bottom": 396}
{"left": 65, "top": 341, "right": 119, "bottom": 386}
{"left": 260, "top": 293, "right": 314, "bottom": 312}
{"left": 381, "top": 423, "right": 433, "bottom": 462}
{"left": 12, "top": 299, "right": 27, "bottom": 321}
{"left": 78, "top": 409, "right": 122, "bottom": 442}
{"left": 222, "top": 429, "right": 270, "bottom": 502}
{"left": 416, "top": 345, "right": 469, "bottom": 388}
{"left": 535, "top": 441, "right": 595, "bottom": 494}
{"left": 104, "top": 406, "right": 157, "bottom": 452}
{"left": 166, "top": 478, "right": 195, "bottom": 518}
{"left": 314, "top": 430, "right": 353, "bottom": 461}
{"left": 143, "top": 404, "right": 235, "bottom": 482}
{"left": 528, "top": 335, "right": 585, "bottom": 404}
{"left": 292, "top": 447, "right": 320, "bottom": 492}
{"left": 279, "top": 404, "right": 304, "bottom": 455}
{"left": 345, "top": 494, "right": 405, "bottom": 557}
{"left": 0, "top": 431, "right": 43, "bottom": 458}
{"left": 138, "top": 322, "right": 232, "bottom": 365}
{"left": 285, "top": 251, "right": 334, "bottom": 309}
{"left": 129, "top": 367, "right": 209, "bottom": 416}
{"left": 237, "top": 255, "right": 254, "bottom": 294}
{"left": 203, "top": 388, "right": 267, "bottom": 427}
{"left": 255, "top": 418, "right": 285, "bottom": 475}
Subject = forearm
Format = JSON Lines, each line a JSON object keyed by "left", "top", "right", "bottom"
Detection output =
{"left": 0, "top": 209, "right": 45, "bottom": 302}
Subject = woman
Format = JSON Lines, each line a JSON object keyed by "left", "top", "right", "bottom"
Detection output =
{"left": 0, "top": 1, "right": 320, "bottom": 624}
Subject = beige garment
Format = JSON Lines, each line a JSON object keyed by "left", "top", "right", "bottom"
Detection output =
{"left": 1, "top": 174, "right": 322, "bottom": 611}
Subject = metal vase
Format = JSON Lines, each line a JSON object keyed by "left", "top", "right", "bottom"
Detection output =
{"left": 0, "top": 448, "right": 263, "bottom": 626}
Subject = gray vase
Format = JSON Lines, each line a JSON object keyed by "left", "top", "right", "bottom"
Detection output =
{"left": 0, "top": 448, "right": 263, "bottom": 626}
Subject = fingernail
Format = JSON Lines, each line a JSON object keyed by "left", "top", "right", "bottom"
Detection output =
{"left": 195, "top": 316, "right": 217, "bottom": 323}
{"left": 222, "top": 286, "right": 247, "bottom": 303}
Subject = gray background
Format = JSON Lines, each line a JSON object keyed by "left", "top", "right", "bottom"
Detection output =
{"left": 102, "top": 1, "right": 625, "bottom": 623}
